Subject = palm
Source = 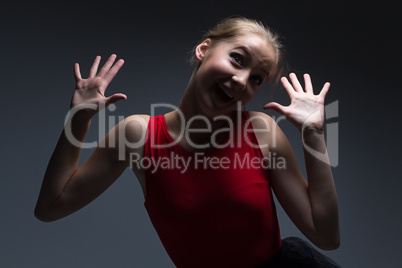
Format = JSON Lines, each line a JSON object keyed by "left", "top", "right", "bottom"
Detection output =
{"left": 70, "top": 54, "right": 126, "bottom": 115}
{"left": 73, "top": 77, "right": 110, "bottom": 105}
{"left": 264, "top": 73, "right": 330, "bottom": 131}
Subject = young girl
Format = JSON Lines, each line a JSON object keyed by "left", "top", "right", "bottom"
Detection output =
{"left": 35, "top": 17, "right": 341, "bottom": 267}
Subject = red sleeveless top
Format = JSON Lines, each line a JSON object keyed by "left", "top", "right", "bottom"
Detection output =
{"left": 144, "top": 111, "right": 281, "bottom": 267}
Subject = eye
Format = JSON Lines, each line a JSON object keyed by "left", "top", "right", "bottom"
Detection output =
{"left": 230, "top": 52, "right": 243, "bottom": 66}
{"left": 252, "top": 75, "right": 263, "bottom": 86}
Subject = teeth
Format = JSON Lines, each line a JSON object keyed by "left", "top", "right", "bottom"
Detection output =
{"left": 219, "top": 84, "right": 233, "bottom": 98}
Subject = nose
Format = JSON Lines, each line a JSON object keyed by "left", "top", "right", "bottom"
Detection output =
{"left": 232, "top": 71, "right": 248, "bottom": 91}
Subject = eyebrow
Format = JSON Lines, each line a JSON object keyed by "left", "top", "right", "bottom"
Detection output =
{"left": 236, "top": 46, "right": 253, "bottom": 57}
{"left": 235, "top": 46, "right": 273, "bottom": 77}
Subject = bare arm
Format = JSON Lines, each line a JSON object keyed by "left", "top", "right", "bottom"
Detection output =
{"left": 34, "top": 55, "right": 129, "bottom": 222}
{"left": 263, "top": 73, "right": 340, "bottom": 250}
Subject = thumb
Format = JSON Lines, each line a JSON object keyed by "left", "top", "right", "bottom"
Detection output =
{"left": 263, "top": 102, "right": 287, "bottom": 115}
{"left": 105, "top": 93, "right": 127, "bottom": 106}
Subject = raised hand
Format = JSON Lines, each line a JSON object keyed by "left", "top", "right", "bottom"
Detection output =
{"left": 263, "top": 73, "right": 330, "bottom": 132}
{"left": 70, "top": 54, "right": 127, "bottom": 118}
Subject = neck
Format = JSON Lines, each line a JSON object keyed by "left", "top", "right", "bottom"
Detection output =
{"left": 166, "top": 76, "right": 239, "bottom": 147}
{"left": 178, "top": 76, "right": 238, "bottom": 126}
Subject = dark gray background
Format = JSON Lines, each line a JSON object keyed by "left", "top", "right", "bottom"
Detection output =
{"left": 1, "top": 0, "right": 401, "bottom": 267}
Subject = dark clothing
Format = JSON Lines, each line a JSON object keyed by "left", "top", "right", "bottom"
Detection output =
{"left": 259, "top": 237, "right": 341, "bottom": 268}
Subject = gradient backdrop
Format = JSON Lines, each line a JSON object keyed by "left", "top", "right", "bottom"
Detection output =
{"left": 1, "top": 0, "right": 401, "bottom": 267}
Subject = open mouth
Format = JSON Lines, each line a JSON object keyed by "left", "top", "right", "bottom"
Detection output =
{"left": 217, "top": 84, "right": 234, "bottom": 102}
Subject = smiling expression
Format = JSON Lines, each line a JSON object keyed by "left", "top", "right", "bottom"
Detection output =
{"left": 192, "top": 34, "right": 277, "bottom": 116}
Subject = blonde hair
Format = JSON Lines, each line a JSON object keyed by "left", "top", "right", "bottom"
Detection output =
{"left": 190, "top": 16, "right": 285, "bottom": 81}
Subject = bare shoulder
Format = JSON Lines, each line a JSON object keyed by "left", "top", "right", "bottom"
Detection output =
{"left": 247, "top": 111, "right": 279, "bottom": 157}
{"left": 123, "top": 114, "right": 151, "bottom": 130}
{"left": 119, "top": 114, "right": 151, "bottom": 197}
{"left": 104, "top": 114, "right": 150, "bottom": 164}
{"left": 121, "top": 114, "right": 151, "bottom": 144}
{"left": 122, "top": 114, "right": 150, "bottom": 135}
{"left": 247, "top": 111, "right": 291, "bottom": 154}
{"left": 96, "top": 114, "right": 149, "bottom": 153}
{"left": 247, "top": 111, "right": 275, "bottom": 126}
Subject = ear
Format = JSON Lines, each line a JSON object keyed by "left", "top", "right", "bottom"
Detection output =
{"left": 195, "top": 39, "right": 211, "bottom": 61}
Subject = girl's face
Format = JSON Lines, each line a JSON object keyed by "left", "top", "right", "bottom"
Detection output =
{"left": 193, "top": 34, "right": 276, "bottom": 115}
